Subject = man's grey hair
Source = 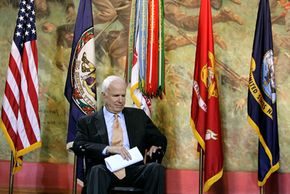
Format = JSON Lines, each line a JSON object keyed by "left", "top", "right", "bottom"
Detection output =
{"left": 101, "top": 75, "right": 125, "bottom": 93}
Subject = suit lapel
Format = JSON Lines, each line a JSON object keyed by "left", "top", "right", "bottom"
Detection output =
{"left": 94, "top": 108, "right": 109, "bottom": 144}
{"left": 123, "top": 108, "right": 135, "bottom": 147}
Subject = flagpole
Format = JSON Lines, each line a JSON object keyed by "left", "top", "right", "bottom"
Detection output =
{"left": 9, "top": 152, "right": 14, "bottom": 194}
{"left": 260, "top": 186, "right": 264, "bottom": 194}
{"left": 72, "top": 154, "right": 77, "bottom": 194}
{"left": 199, "top": 149, "right": 204, "bottom": 194}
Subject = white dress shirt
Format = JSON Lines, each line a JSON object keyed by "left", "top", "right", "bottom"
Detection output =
{"left": 103, "top": 106, "right": 130, "bottom": 154}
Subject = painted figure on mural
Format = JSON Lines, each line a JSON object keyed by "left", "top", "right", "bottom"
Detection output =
{"left": 53, "top": 0, "right": 131, "bottom": 71}
{"left": 51, "top": 0, "right": 247, "bottom": 72}
{"left": 26, "top": 0, "right": 77, "bottom": 70}
{"left": 91, "top": 0, "right": 246, "bottom": 69}
{"left": 272, "top": 0, "right": 290, "bottom": 51}
{"left": 269, "top": 0, "right": 290, "bottom": 92}
{"left": 34, "top": 0, "right": 76, "bottom": 20}
{"left": 92, "top": 0, "right": 131, "bottom": 69}
{"left": 164, "top": 0, "right": 244, "bottom": 50}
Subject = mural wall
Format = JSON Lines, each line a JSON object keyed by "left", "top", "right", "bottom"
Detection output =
{"left": 0, "top": 0, "right": 289, "bottom": 173}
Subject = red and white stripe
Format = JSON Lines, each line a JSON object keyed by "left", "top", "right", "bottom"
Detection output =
{"left": 1, "top": 40, "right": 41, "bottom": 156}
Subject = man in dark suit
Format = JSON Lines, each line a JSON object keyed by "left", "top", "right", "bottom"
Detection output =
{"left": 73, "top": 75, "right": 167, "bottom": 194}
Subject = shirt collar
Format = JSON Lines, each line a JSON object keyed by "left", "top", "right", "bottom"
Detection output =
{"left": 103, "top": 106, "right": 122, "bottom": 119}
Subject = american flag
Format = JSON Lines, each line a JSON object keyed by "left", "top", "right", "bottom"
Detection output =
{"left": 0, "top": 0, "right": 41, "bottom": 173}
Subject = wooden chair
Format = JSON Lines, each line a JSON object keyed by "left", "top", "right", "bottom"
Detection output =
{"left": 80, "top": 148, "right": 164, "bottom": 194}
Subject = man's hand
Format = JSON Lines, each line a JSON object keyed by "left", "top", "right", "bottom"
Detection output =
{"left": 146, "top": 146, "right": 162, "bottom": 158}
{"left": 107, "top": 146, "right": 132, "bottom": 161}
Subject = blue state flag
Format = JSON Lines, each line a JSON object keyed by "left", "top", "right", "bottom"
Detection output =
{"left": 64, "top": 0, "right": 97, "bottom": 183}
{"left": 247, "top": 0, "right": 279, "bottom": 186}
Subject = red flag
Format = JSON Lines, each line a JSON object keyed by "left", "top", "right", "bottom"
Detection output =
{"left": 0, "top": 0, "right": 41, "bottom": 173}
{"left": 146, "top": 0, "right": 159, "bottom": 95}
{"left": 190, "top": 0, "right": 223, "bottom": 191}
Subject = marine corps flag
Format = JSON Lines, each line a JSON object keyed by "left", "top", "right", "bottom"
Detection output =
{"left": 247, "top": 0, "right": 279, "bottom": 186}
{"left": 190, "top": 0, "right": 223, "bottom": 192}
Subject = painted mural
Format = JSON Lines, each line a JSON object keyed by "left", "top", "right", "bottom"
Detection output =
{"left": 0, "top": 0, "right": 289, "bottom": 173}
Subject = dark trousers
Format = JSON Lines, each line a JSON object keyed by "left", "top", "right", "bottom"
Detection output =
{"left": 86, "top": 163, "right": 165, "bottom": 194}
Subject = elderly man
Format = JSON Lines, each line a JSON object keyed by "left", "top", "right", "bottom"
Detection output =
{"left": 73, "top": 75, "right": 167, "bottom": 194}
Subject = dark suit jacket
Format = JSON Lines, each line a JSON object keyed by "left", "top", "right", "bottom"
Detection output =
{"left": 72, "top": 107, "right": 167, "bottom": 173}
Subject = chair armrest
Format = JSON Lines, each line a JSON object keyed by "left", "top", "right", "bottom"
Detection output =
{"left": 145, "top": 148, "right": 165, "bottom": 163}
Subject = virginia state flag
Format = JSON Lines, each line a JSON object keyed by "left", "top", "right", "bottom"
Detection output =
{"left": 247, "top": 0, "right": 279, "bottom": 186}
{"left": 64, "top": 0, "right": 96, "bottom": 183}
{"left": 190, "top": 0, "right": 223, "bottom": 192}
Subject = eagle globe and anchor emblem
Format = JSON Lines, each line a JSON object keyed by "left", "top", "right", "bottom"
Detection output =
{"left": 71, "top": 28, "right": 97, "bottom": 114}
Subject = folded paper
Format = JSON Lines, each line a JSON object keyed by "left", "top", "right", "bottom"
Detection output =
{"left": 105, "top": 147, "right": 143, "bottom": 172}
